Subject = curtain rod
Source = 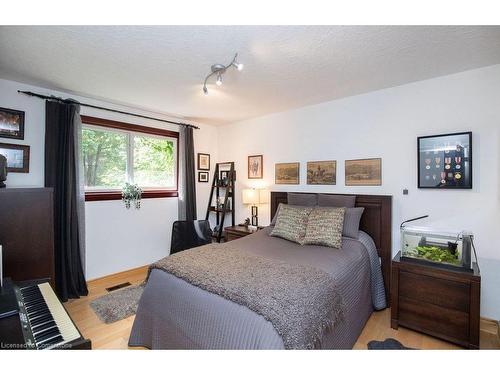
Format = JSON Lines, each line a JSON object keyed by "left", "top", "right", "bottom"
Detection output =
{"left": 17, "top": 90, "right": 200, "bottom": 130}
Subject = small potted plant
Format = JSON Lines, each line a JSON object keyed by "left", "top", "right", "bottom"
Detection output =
{"left": 122, "top": 182, "right": 143, "bottom": 209}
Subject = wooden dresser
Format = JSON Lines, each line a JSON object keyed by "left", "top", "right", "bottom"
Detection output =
{"left": 391, "top": 251, "right": 480, "bottom": 349}
{"left": 0, "top": 188, "right": 55, "bottom": 288}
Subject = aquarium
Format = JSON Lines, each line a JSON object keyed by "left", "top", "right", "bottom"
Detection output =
{"left": 400, "top": 226, "right": 472, "bottom": 271}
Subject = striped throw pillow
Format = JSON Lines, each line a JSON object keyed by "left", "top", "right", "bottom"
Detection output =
{"left": 303, "top": 207, "right": 346, "bottom": 248}
{"left": 270, "top": 205, "right": 313, "bottom": 244}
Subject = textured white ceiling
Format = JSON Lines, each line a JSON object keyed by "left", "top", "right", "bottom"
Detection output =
{"left": 1, "top": 26, "right": 500, "bottom": 125}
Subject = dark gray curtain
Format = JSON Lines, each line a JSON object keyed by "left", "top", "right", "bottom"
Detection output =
{"left": 45, "top": 100, "right": 88, "bottom": 301}
{"left": 184, "top": 126, "right": 197, "bottom": 220}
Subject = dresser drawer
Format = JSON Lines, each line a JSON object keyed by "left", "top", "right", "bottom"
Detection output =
{"left": 399, "top": 270, "right": 470, "bottom": 312}
{"left": 399, "top": 296, "right": 470, "bottom": 344}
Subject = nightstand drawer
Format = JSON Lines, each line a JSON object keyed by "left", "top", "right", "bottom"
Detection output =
{"left": 399, "top": 270, "right": 470, "bottom": 312}
{"left": 399, "top": 296, "right": 470, "bottom": 344}
{"left": 225, "top": 232, "right": 242, "bottom": 242}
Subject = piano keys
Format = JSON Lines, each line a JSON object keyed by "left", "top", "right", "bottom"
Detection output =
{"left": 2, "top": 281, "right": 91, "bottom": 350}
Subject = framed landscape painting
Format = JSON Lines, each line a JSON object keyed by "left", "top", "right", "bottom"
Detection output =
{"left": 307, "top": 160, "right": 336, "bottom": 185}
{"left": 248, "top": 155, "right": 263, "bottom": 179}
{"left": 197, "top": 153, "right": 210, "bottom": 170}
{"left": 345, "top": 158, "right": 381, "bottom": 186}
{"left": 417, "top": 132, "right": 472, "bottom": 189}
{"left": 0, "top": 107, "right": 25, "bottom": 140}
{"left": 0, "top": 143, "right": 30, "bottom": 173}
{"left": 275, "top": 162, "right": 300, "bottom": 184}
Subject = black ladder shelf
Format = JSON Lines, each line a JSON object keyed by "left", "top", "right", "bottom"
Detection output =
{"left": 205, "top": 162, "right": 236, "bottom": 242}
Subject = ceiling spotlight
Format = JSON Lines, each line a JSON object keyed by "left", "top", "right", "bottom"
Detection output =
{"left": 202, "top": 53, "right": 243, "bottom": 95}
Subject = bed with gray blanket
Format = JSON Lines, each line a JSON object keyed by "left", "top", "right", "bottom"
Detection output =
{"left": 129, "top": 226, "right": 387, "bottom": 349}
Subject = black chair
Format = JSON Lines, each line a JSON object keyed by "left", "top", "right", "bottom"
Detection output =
{"left": 170, "top": 220, "right": 213, "bottom": 255}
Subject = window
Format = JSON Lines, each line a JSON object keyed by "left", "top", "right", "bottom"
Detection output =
{"left": 81, "top": 116, "right": 178, "bottom": 201}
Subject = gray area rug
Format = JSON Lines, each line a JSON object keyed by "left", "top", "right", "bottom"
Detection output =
{"left": 90, "top": 284, "right": 144, "bottom": 324}
{"left": 367, "top": 338, "right": 415, "bottom": 350}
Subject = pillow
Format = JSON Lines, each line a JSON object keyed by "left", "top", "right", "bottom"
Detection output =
{"left": 342, "top": 207, "right": 365, "bottom": 239}
{"left": 317, "top": 194, "right": 356, "bottom": 208}
{"left": 287, "top": 192, "right": 318, "bottom": 207}
{"left": 302, "top": 207, "right": 346, "bottom": 248}
{"left": 270, "top": 205, "right": 313, "bottom": 244}
{"left": 270, "top": 203, "right": 311, "bottom": 226}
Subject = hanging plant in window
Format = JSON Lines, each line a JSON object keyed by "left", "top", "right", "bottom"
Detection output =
{"left": 122, "top": 183, "right": 143, "bottom": 209}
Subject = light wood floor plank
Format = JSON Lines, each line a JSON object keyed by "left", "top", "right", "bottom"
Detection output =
{"left": 64, "top": 266, "right": 499, "bottom": 350}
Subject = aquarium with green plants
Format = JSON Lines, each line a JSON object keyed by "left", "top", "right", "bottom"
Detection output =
{"left": 400, "top": 226, "right": 472, "bottom": 271}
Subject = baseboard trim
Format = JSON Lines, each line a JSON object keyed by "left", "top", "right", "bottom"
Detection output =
{"left": 87, "top": 264, "right": 149, "bottom": 284}
{"left": 480, "top": 317, "right": 500, "bottom": 339}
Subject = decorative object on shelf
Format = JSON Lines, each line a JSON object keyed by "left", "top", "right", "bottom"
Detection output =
{"left": 197, "top": 153, "right": 210, "bottom": 170}
{"left": 307, "top": 160, "right": 336, "bottom": 185}
{"left": 242, "top": 188, "right": 270, "bottom": 226}
{"left": 345, "top": 158, "right": 381, "bottom": 186}
{"left": 0, "top": 154, "right": 7, "bottom": 188}
{"left": 122, "top": 182, "right": 142, "bottom": 209}
{"left": 417, "top": 132, "right": 472, "bottom": 189}
{"left": 0, "top": 143, "right": 30, "bottom": 173}
{"left": 202, "top": 53, "right": 243, "bottom": 95}
{"left": 248, "top": 155, "right": 263, "bottom": 179}
{"left": 219, "top": 169, "right": 236, "bottom": 186}
{"left": 275, "top": 162, "right": 300, "bottom": 184}
{"left": 0, "top": 107, "right": 25, "bottom": 140}
{"left": 198, "top": 171, "right": 209, "bottom": 182}
{"left": 243, "top": 218, "right": 251, "bottom": 227}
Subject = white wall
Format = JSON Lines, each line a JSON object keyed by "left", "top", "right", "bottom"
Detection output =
{"left": 217, "top": 64, "right": 500, "bottom": 320}
{"left": 0, "top": 78, "right": 218, "bottom": 279}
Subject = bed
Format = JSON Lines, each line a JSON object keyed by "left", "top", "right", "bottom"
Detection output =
{"left": 129, "top": 192, "right": 392, "bottom": 349}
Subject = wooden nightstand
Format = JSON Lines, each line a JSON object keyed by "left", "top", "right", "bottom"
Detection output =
{"left": 391, "top": 251, "right": 481, "bottom": 349}
{"left": 224, "top": 225, "right": 262, "bottom": 242}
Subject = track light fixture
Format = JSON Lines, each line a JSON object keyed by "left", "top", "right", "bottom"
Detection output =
{"left": 203, "top": 53, "right": 243, "bottom": 95}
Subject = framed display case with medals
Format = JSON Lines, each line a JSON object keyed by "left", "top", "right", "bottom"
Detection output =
{"left": 417, "top": 132, "right": 472, "bottom": 189}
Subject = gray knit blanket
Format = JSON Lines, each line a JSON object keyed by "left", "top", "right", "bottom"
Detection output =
{"left": 149, "top": 243, "right": 345, "bottom": 349}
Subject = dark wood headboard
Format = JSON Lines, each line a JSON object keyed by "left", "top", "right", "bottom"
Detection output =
{"left": 270, "top": 191, "right": 393, "bottom": 304}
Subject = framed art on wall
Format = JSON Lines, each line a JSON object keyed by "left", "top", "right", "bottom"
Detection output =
{"left": 248, "top": 155, "right": 263, "bottom": 179}
{"left": 417, "top": 132, "right": 472, "bottom": 189}
{"left": 197, "top": 153, "right": 210, "bottom": 170}
{"left": 0, "top": 143, "right": 30, "bottom": 173}
{"left": 198, "top": 171, "right": 209, "bottom": 183}
{"left": 0, "top": 107, "right": 25, "bottom": 140}
{"left": 307, "top": 160, "right": 336, "bottom": 185}
{"left": 275, "top": 162, "right": 300, "bottom": 184}
{"left": 345, "top": 158, "right": 381, "bottom": 186}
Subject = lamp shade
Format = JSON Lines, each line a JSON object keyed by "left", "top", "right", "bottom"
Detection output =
{"left": 242, "top": 189, "right": 259, "bottom": 205}
{"left": 259, "top": 189, "right": 270, "bottom": 204}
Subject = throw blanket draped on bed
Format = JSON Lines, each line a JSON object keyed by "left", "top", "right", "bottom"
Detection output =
{"left": 149, "top": 243, "right": 345, "bottom": 349}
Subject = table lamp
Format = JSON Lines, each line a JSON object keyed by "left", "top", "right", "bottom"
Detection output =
{"left": 242, "top": 188, "right": 269, "bottom": 227}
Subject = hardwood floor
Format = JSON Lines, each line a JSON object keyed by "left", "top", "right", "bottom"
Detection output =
{"left": 64, "top": 266, "right": 500, "bottom": 350}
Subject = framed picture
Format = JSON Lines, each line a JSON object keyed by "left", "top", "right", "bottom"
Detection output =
{"left": 345, "top": 158, "right": 381, "bottom": 186}
{"left": 0, "top": 143, "right": 30, "bottom": 173}
{"left": 307, "top": 160, "right": 336, "bottom": 185}
{"left": 198, "top": 171, "right": 209, "bottom": 183}
{"left": 275, "top": 162, "right": 300, "bottom": 184}
{"left": 219, "top": 170, "right": 236, "bottom": 185}
{"left": 0, "top": 107, "right": 25, "bottom": 140}
{"left": 197, "top": 153, "right": 210, "bottom": 170}
{"left": 248, "top": 155, "right": 263, "bottom": 179}
{"left": 417, "top": 132, "right": 472, "bottom": 189}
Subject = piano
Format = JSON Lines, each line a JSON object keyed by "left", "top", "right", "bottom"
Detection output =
{"left": 0, "top": 280, "right": 91, "bottom": 350}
